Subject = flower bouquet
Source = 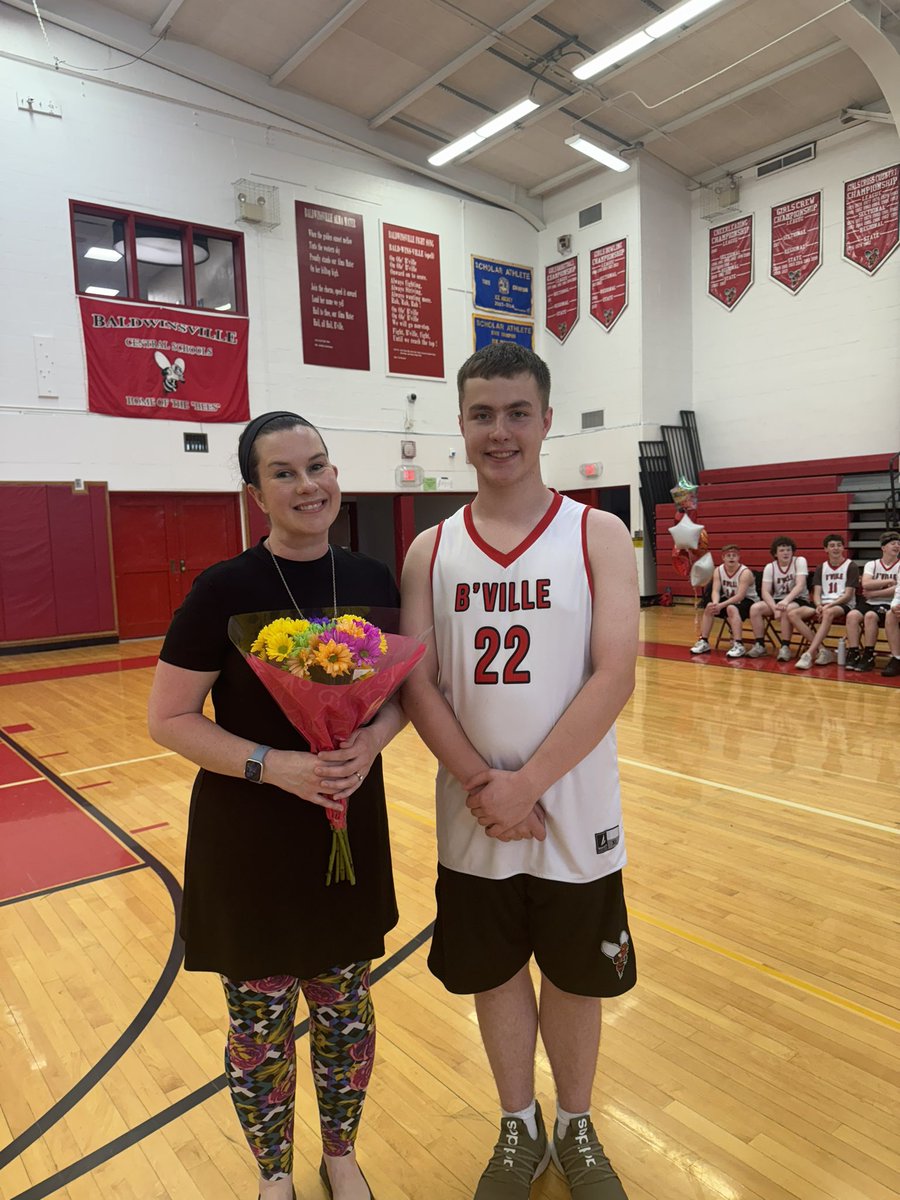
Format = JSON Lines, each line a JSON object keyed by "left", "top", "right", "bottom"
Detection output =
{"left": 229, "top": 609, "right": 425, "bottom": 885}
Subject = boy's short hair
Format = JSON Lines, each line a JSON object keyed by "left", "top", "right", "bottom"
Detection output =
{"left": 457, "top": 344, "right": 551, "bottom": 412}
{"left": 823, "top": 533, "right": 844, "bottom": 548}
{"left": 721, "top": 543, "right": 739, "bottom": 554}
{"left": 880, "top": 529, "right": 900, "bottom": 546}
{"left": 770, "top": 536, "right": 796, "bottom": 556}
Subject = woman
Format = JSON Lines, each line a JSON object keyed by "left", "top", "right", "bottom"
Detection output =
{"left": 149, "top": 412, "right": 402, "bottom": 1200}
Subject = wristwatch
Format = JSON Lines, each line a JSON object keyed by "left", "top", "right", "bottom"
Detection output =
{"left": 244, "top": 744, "right": 271, "bottom": 783}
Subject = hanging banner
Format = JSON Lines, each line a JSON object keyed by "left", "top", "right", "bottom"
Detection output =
{"left": 79, "top": 297, "right": 249, "bottom": 422}
{"left": 545, "top": 256, "right": 578, "bottom": 343}
{"left": 708, "top": 216, "right": 753, "bottom": 309}
{"left": 589, "top": 238, "right": 627, "bottom": 330}
{"left": 383, "top": 223, "right": 444, "bottom": 378}
{"left": 770, "top": 192, "right": 821, "bottom": 294}
{"left": 843, "top": 164, "right": 900, "bottom": 274}
{"left": 473, "top": 315, "right": 534, "bottom": 352}
{"left": 472, "top": 256, "right": 533, "bottom": 317}
{"left": 296, "top": 202, "right": 369, "bottom": 370}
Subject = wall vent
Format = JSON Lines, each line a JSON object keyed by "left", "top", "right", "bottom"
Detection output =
{"left": 756, "top": 143, "right": 816, "bottom": 179}
{"left": 581, "top": 409, "right": 605, "bottom": 430}
{"left": 579, "top": 202, "right": 603, "bottom": 228}
{"left": 184, "top": 433, "right": 209, "bottom": 453}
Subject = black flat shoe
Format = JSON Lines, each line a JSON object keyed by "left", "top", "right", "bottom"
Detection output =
{"left": 319, "top": 1157, "right": 374, "bottom": 1199}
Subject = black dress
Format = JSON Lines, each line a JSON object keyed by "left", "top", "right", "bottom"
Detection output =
{"left": 159, "top": 541, "right": 400, "bottom": 980}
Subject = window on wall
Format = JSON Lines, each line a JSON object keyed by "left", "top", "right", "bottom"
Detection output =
{"left": 70, "top": 202, "right": 247, "bottom": 314}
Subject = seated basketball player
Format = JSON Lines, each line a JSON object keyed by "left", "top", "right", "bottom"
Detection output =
{"left": 845, "top": 530, "right": 900, "bottom": 672}
{"left": 747, "top": 536, "right": 808, "bottom": 660}
{"left": 690, "top": 545, "right": 758, "bottom": 658}
{"left": 789, "top": 534, "right": 859, "bottom": 670}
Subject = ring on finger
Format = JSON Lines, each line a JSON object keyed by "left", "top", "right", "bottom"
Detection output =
{"left": 355, "top": 771, "right": 363, "bottom": 783}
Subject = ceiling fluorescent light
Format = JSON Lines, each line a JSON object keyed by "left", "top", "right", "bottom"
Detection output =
{"left": 84, "top": 285, "right": 120, "bottom": 296}
{"left": 428, "top": 130, "right": 484, "bottom": 166}
{"left": 646, "top": 0, "right": 728, "bottom": 39}
{"left": 84, "top": 246, "right": 122, "bottom": 262}
{"left": 572, "top": 30, "right": 653, "bottom": 80}
{"left": 565, "top": 135, "right": 630, "bottom": 172}
{"left": 475, "top": 97, "right": 539, "bottom": 140}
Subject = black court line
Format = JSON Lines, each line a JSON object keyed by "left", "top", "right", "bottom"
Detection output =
{"left": 8, "top": 921, "right": 435, "bottom": 1200}
{"left": 0, "top": 730, "right": 184, "bottom": 1172}
{"left": 0, "top": 862, "right": 147, "bottom": 909}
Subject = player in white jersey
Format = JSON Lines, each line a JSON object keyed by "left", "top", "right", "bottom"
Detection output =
{"left": 689, "top": 545, "right": 758, "bottom": 658}
{"left": 747, "top": 536, "right": 809, "bottom": 660}
{"left": 789, "top": 534, "right": 859, "bottom": 669}
{"left": 845, "top": 530, "right": 900, "bottom": 671}
{"left": 882, "top": 575, "right": 900, "bottom": 677}
{"left": 402, "top": 344, "right": 637, "bottom": 1200}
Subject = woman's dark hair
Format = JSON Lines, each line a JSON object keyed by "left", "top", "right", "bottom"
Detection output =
{"left": 238, "top": 412, "right": 328, "bottom": 487}
{"left": 770, "top": 536, "right": 796, "bottom": 556}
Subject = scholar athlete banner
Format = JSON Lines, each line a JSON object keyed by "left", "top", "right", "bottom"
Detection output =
{"left": 708, "top": 216, "right": 753, "bottom": 309}
{"left": 472, "top": 256, "right": 533, "bottom": 317}
{"left": 545, "top": 256, "right": 578, "bottom": 343}
{"left": 473, "top": 315, "right": 534, "bottom": 352}
{"left": 589, "top": 239, "right": 627, "bottom": 330}
{"left": 844, "top": 164, "right": 900, "bottom": 274}
{"left": 296, "top": 202, "right": 369, "bottom": 370}
{"left": 383, "top": 223, "right": 444, "bottom": 378}
{"left": 79, "top": 298, "right": 249, "bottom": 421}
{"left": 770, "top": 193, "right": 821, "bottom": 293}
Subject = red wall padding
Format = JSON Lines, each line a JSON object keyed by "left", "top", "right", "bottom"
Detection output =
{"left": 0, "top": 483, "right": 116, "bottom": 646}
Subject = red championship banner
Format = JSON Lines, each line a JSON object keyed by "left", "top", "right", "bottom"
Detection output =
{"left": 383, "top": 223, "right": 444, "bottom": 378}
{"left": 79, "top": 298, "right": 249, "bottom": 421}
{"left": 708, "top": 216, "right": 753, "bottom": 310}
{"left": 545, "top": 256, "right": 578, "bottom": 343}
{"left": 589, "top": 239, "right": 627, "bottom": 331}
{"left": 770, "top": 192, "right": 821, "bottom": 293}
{"left": 296, "top": 202, "right": 369, "bottom": 370}
{"left": 844, "top": 164, "right": 900, "bottom": 274}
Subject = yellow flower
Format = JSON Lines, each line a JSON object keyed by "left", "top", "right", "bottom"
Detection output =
{"left": 265, "top": 631, "right": 296, "bottom": 661}
{"left": 250, "top": 632, "right": 267, "bottom": 656}
{"left": 334, "top": 615, "right": 365, "bottom": 639}
{"left": 287, "top": 654, "right": 311, "bottom": 678}
{"left": 378, "top": 633, "right": 388, "bottom": 655}
{"left": 315, "top": 639, "right": 353, "bottom": 677}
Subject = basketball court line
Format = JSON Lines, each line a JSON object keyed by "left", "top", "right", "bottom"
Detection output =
{"left": 60, "top": 751, "right": 175, "bottom": 776}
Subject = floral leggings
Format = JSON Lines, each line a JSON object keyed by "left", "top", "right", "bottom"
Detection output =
{"left": 222, "top": 962, "right": 375, "bottom": 1180}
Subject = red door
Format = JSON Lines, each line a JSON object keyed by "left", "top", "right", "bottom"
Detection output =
{"left": 110, "top": 493, "right": 241, "bottom": 638}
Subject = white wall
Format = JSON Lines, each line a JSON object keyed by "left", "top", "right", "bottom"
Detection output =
{"left": 692, "top": 124, "right": 900, "bottom": 468}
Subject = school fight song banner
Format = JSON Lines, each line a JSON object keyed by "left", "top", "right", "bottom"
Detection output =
{"left": 296, "top": 202, "right": 370, "bottom": 371}
{"left": 383, "top": 223, "right": 444, "bottom": 378}
{"left": 589, "top": 239, "right": 627, "bottom": 331}
{"left": 545, "top": 256, "right": 578, "bottom": 343}
{"left": 770, "top": 193, "right": 821, "bottom": 294}
{"left": 79, "top": 298, "right": 249, "bottom": 421}
{"left": 843, "top": 164, "right": 900, "bottom": 274}
{"left": 708, "top": 216, "right": 753, "bottom": 310}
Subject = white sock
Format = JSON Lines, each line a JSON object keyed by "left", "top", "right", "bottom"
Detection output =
{"left": 501, "top": 1099, "right": 537, "bottom": 1140}
{"left": 556, "top": 1102, "right": 589, "bottom": 1139}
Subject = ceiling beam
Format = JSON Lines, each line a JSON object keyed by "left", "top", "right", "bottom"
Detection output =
{"left": 151, "top": 0, "right": 186, "bottom": 37}
{"left": 269, "top": 0, "right": 369, "bottom": 88}
{"left": 368, "top": 0, "right": 555, "bottom": 129}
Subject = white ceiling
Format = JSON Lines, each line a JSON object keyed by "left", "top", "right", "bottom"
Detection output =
{"left": 8, "top": 0, "right": 900, "bottom": 208}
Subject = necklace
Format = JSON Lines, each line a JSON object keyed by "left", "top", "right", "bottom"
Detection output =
{"left": 267, "top": 542, "right": 337, "bottom": 616}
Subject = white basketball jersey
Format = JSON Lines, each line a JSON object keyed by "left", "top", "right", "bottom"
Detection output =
{"left": 717, "top": 564, "right": 758, "bottom": 601}
{"left": 764, "top": 556, "right": 809, "bottom": 599}
{"left": 863, "top": 557, "right": 900, "bottom": 605}
{"left": 430, "top": 493, "right": 625, "bottom": 883}
{"left": 820, "top": 559, "right": 856, "bottom": 607}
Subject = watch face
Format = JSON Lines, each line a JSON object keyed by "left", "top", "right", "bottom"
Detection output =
{"left": 244, "top": 758, "right": 263, "bottom": 783}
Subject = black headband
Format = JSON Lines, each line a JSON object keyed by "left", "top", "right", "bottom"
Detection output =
{"left": 238, "top": 411, "right": 312, "bottom": 484}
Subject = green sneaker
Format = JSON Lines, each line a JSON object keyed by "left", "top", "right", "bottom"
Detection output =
{"left": 551, "top": 1114, "right": 628, "bottom": 1197}
{"left": 473, "top": 1102, "right": 551, "bottom": 1198}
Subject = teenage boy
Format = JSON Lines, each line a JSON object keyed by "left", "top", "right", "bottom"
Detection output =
{"left": 789, "top": 534, "right": 859, "bottom": 670}
{"left": 882, "top": 578, "right": 900, "bottom": 677}
{"left": 747, "top": 536, "right": 808, "bottom": 660}
{"left": 689, "top": 545, "right": 759, "bottom": 658}
{"left": 845, "top": 531, "right": 900, "bottom": 671}
{"left": 401, "top": 344, "right": 637, "bottom": 1200}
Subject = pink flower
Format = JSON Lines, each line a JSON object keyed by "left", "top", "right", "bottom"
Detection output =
{"left": 228, "top": 1031, "right": 270, "bottom": 1071}
{"left": 322, "top": 1134, "right": 347, "bottom": 1158}
{"left": 267, "top": 1078, "right": 296, "bottom": 1106}
{"left": 303, "top": 981, "right": 344, "bottom": 1005}
{"left": 348, "top": 1032, "right": 375, "bottom": 1063}
{"left": 348, "top": 1059, "right": 373, "bottom": 1090}
{"left": 247, "top": 975, "right": 294, "bottom": 996}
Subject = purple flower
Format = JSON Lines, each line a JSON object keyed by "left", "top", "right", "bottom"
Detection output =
{"left": 228, "top": 1031, "right": 270, "bottom": 1071}
{"left": 247, "top": 975, "right": 294, "bottom": 996}
{"left": 348, "top": 1031, "right": 375, "bottom": 1063}
{"left": 303, "top": 981, "right": 344, "bottom": 1005}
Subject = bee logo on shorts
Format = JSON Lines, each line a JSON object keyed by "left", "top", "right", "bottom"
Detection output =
{"left": 601, "top": 931, "right": 630, "bottom": 980}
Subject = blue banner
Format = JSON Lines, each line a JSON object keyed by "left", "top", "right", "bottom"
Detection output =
{"left": 473, "top": 315, "right": 534, "bottom": 352}
{"left": 472, "top": 256, "right": 533, "bottom": 316}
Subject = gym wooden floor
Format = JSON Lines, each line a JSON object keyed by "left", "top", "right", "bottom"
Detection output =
{"left": 1, "top": 607, "right": 897, "bottom": 1200}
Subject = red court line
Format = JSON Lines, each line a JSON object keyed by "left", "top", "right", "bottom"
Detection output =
{"left": 2, "top": 723, "right": 34, "bottom": 733}
{"left": 0, "top": 654, "right": 158, "bottom": 688}
{"left": 78, "top": 781, "right": 111, "bottom": 790}
{"left": 639, "top": 640, "right": 900, "bottom": 687}
{"left": 40, "top": 751, "right": 69, "bottom": 759}
{"left": 130, "top": 822, "right": 170, "bottom": 833}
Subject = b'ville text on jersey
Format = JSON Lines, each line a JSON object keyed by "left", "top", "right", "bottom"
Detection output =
{"left": 454, "top": 579, "right": 551, "bottom": 612}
